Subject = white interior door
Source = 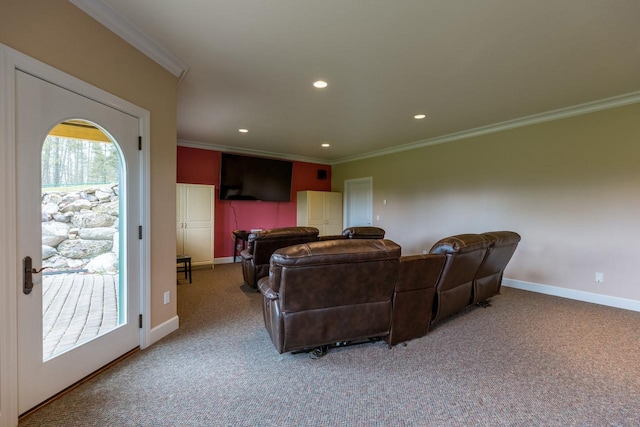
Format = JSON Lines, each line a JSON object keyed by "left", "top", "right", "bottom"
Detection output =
{"left": 344, "top": 177, "right": 373, "bottom": 227}
{"left": 16, "top": 70, "right": 141, "bottom": 414}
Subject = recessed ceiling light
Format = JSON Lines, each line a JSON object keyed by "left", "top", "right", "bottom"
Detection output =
{"left": 313, "top": 80, "right": 328, "bottom": 89}
{"left": 414, "top": 114, "right": 426, "bottom": 119}
{"left": 321, "top": 143, "right": 330, "bottom": 148}
{"left": 238, "top": 128, "right": 249, "bottom": 133}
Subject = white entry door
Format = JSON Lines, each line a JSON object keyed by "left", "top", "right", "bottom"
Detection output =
{"left": 16, "top": 70, "right": 141, "bottom": 414}
{"left": 344, "top": 177, "right": 373, "bottom": 227}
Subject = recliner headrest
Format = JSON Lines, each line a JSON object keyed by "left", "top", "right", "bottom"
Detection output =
{"left": 481, "top": 231, "right": 521, "bottom": 247}
{"left": 342, "top": 226, "right": 386, "bottom": 239}
{"left": 429, "top": 233, "right": 492, "bottom": 254}
{"left": 249, "top": 227, "right": 319, "bottom": 241}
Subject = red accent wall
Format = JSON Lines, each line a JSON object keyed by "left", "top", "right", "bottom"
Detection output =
{"left": 177, "top": 146, "right": 331, "bottom": 259}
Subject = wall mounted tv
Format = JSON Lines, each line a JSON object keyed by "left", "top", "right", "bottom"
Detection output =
{"left": 219, "top": 153, "right": 293, "bottom": 202}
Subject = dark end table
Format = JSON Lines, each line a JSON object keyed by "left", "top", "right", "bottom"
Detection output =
{"left": 176, "top": 255, "right": 192, "bottom": 283}
{"left": 232, "top": 230, "right": 250, "bottom": 262}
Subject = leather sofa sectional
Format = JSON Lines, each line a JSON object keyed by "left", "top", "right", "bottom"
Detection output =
{"left": 256, "top": 230, "right": 520, "bottom": 354}
{"left": 241, "top": 226, "right": 386, "bottom": 288}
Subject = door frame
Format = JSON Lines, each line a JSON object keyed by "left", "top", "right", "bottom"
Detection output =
{"left": 0, "top": 43, "right": 151, "bottom": 426}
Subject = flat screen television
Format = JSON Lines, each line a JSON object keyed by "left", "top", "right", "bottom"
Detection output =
{"left": 219, "top": 153, "right": 293, "bottom": 202}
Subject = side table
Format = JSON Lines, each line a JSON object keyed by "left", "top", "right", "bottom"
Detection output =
{"left": 232, "top": 230, "right": 250, "bottom": 263}
{"left": 176, "top": 255, "right": 192, "bottom": 284}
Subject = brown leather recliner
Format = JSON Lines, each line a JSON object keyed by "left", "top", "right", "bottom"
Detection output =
{"left": 318, "top": 226, "right": 386, "bottom": 241}
{"left": 472, "top": 231, "right": 521, "bottom": 304}
{"left": 429, "top": 234, "right": 493, "bottom": 325}
{"left": 385, "top": 254, "right": 446, "bottom": 346}
{"left": 342, "top": 226, "right": 386, "bottom": 239}
{"left": 258, "top": 238, "right": 401, "bottom": 354}
{"left": 240, "top": 227, "right": 319, "bottom": 288}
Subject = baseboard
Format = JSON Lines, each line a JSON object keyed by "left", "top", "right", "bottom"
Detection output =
{"left": 502, "top": 278, "right": 640, "bottom": 312}
{"left": 215, "top": 257, "right": 235, "bottom": 265}
{"left": 148, "top": 315, "right": 179, "bottom": 346}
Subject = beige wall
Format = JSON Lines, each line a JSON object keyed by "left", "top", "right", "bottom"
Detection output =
{"left": 1, "top": 0, "right": 178, "bottom": 327}
{"left": 333, "top": 103, "right": 640, "bottom": 301}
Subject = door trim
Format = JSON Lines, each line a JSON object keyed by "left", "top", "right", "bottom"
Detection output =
{"left": 0, "top": 44, "right": 19, "bottom": 427}
{"left": 0, "top": 43, "right": 151, "bottom": 427}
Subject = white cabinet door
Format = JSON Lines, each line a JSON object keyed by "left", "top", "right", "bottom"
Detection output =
{"left": 307, "top": 191, "right": 326, "bottom": 224}
{"left": 176, "top": 189, "right": 185, "bottom": 255}
{"left": 177, "top": 184, "right": 214, "bottom": 266}
{"left": 324, "top": 192, "right": 344, "bottom": 236}
{"left": 297, "top": 191, "right": 343, "bottom": 236}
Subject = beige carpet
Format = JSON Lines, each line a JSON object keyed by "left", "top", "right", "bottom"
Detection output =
{"left": 20, "top": 263, "right": 640, "bottom": 426}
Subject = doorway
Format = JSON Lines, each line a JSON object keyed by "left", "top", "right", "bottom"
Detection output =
{"left": 344, "top": 177, "right": 373, "bottom": 228}
{"left": 15, "top": 70, "right": 142, "bottom": 414}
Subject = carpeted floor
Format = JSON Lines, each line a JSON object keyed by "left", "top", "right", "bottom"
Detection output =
{"left": 19, "top": 263, "right": 640, "bottom": 426}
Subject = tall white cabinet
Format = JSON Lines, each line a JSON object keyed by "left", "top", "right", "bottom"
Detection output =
{"left": 176, "top": 184, "right": 214, "bottom": 267}
{"left": 297, "top": 191, "right": 343, "bottom": 236}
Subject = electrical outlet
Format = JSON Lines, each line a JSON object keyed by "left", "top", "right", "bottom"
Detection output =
{"left": 164, "top": 291, "right": 170, "bottom": 304}
{"left": 595, "top": 272, "right": 604, "bottom": 283}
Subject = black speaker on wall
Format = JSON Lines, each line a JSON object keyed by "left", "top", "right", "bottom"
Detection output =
{"left": 317, "top": 169, "right": 327, "bottom": 180}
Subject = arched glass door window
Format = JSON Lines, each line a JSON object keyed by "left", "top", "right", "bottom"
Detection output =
{"left": 41, "top": 119, "right": 125, "bottom": 360}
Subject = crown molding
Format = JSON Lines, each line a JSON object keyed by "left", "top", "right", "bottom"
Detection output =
{"left": 69, "top": 0, "right": 190, "bottom": 82}
{"left": 181, "top": 89, "right": 640, "bottom": 167}
{"left": 177, "top": 139, "right": 332, "bottom": 165}
{"left": 332, "top": 90, "right": 640, "bottom": 165}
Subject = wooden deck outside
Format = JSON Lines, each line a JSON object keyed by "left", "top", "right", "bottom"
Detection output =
{"left": 42, "top": 273, "right": 119, "bottom": 360}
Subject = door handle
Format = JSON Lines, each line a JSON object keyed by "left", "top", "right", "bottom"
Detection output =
{"left": 23, "top": 256, "right": 49, "bottom": 295}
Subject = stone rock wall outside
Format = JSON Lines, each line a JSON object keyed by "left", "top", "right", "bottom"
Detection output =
{"left": 42, "top": 184, "right": 119, "bottom": 274}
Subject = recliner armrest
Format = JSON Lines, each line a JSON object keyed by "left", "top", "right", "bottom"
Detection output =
{"left": 258, "top": 277, "right": 279, "bottom": 300}
{"left": 240, "top": 249, "right": 253, "bottom": 261}
{"left": 396, "top": 254, "right": 446, "bottom": 292}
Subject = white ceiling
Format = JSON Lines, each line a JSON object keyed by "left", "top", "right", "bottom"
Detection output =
{"left": 88, "top": 0, "right": 640, "bottom": 163}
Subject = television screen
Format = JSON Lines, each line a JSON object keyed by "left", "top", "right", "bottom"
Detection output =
{"left": 220, "top": 153, "right": 293, "bottom": 202}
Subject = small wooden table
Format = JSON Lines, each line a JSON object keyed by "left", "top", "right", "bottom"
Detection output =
{"left": 176, "top": 255, "right": 192, "bottom": 284}
{"left": 232, "top": 230, "right": 250, "bottom": 263}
